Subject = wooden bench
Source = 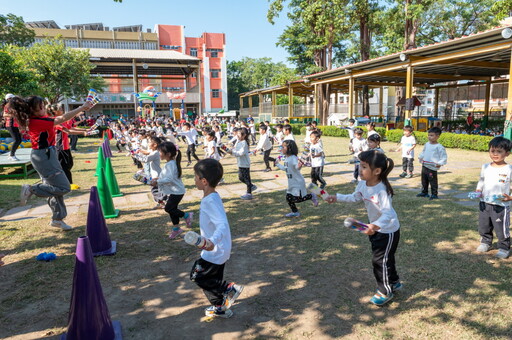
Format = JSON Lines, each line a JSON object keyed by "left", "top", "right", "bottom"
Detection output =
{"left": 0, "top": 149, "right": 36, "bottom": 179}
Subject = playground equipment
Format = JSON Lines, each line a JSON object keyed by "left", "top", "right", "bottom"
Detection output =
{"left": 134, "top": 86, "right": 162, "bottom": 118}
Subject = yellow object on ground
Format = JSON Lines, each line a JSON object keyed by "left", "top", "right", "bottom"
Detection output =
{"left": 70, "top": 184, "right": 80, "bottom": 190}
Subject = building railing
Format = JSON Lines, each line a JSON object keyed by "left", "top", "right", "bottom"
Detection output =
{"left": 67, "top": 91, "right": 200, "bottom": 104}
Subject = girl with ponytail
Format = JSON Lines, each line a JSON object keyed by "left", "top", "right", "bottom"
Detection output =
{"left": 326, "top": 150, "right": 401, "bottom": 306}
{"left": 13, "top": 95, "right": 92, "bottom": 230}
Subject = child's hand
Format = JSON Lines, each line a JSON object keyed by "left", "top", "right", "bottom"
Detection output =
{"left": 326, "top": 195, "right": 337, "bottom": 204}
{"left": 362, "top": 223, "right": 379, "bottom": 236}
{"left": 502, "top": 193, "right": 512, "bottom": 202}
{"left": 203, "top": 241, "right": 214, "bottom": 251}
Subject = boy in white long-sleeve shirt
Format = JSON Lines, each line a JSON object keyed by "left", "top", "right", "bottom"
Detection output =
{"left": 177, "top": 123, "right": 200, "bottom": 166}
{"left": 416, "top": 127, "right": 447, "bottom": 200}
{"left": 474, "top": 137, "right": 512, "bottom": 259}
{"left": 190, "top": 159, "right": 244, "bottom": 318}
{"left": 255, "top": 124, "right": 275, "bottom": 172}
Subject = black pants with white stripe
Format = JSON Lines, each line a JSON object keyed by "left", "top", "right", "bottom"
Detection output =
{"left": 478, "top": 202, "right": 510, "bottom": 251}
{"left": 311, "top": 166, "right": 326, "bottom": 188}
{"left": 370, "top": 230, "right": 400, "bottom": 296}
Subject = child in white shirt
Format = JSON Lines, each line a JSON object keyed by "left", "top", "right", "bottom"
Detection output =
{"left": 283, "top": 124, "right": 295, "bottom": 141}
{"left": 309, "top": 130, "right": 326, "bottom": 189}
{"left": 190, "top": 159, "right": 244, "bottom": 318}
{"left": 276, "top": 140, "right": 318, "bottom": 217}
{"left": 153, "top": 141, "right": 193, "bottom": 239}
{"left": 327, "top": 150, "right": 401, "bottom": 306}
{"left": 395, "top": 125, "right": 416, "bottom": 178}
{"left": 229, "top": 127, "right": 255, "bottom": 200}
{"left": 351, "top": 128, "right": 369, "bottom": 183}
{"left": 474, "top": 137, "right": 512, "bottom": 259}
{"left": 255, "top": 124, "right": 275, "bottom": 172}
{"left": 417, "top": 127, "right": 447, "bottom": 200}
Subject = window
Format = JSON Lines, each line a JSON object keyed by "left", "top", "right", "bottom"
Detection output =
{"left": 191, "top": 72, "right": 197, "bottom": 78}
{"left": 207, "top": 48, "right": 223, "bottom": 58}
{"left": 212, "top": 89, "right": 220, "bottom": 98}
{"left": 190, "top": 48, "right": 198, "bottom": 57}
{"left": 211, "top": 69, "right": 220, "bottom": 78}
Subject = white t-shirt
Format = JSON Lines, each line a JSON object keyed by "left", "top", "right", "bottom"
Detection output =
{"left": 336, "top": 181, "right": 400, "bottom": 233}
{"left": 178, "top": 129, "right": 198, "bottom": 145}
{"left": 135, "top": 150, "right": 161, "bottom": 179}
{"left": 283, "top": 133, "right": 295, "bottom": 141}
{"left": 276, "top": 155, "right": 307, "bottom": 197}
{"left": 200, "top": 192, "right": 232, "bottom": 265}
{"left": 256, "top": 132, "right": 272, "bottom": 151}
{"left": 400, "top": 135, "right": 416, "bottom": 159}
{"left": 206, "top": 140, "right": 220, "bottom": 160}
{"left": 310, "top": 143, "right": 325, "bottom": 167}
{"left": 352, "top": 137, "right": 369, "bottom": 157}
{"left": 232, "top": 139, "right": 250, "bottom": 168}
{"left": 157, "top": 160, "right": 186, "bottom": 195}
{"left": 419, "top": 142, "right": 447, "bottom": 171}
{"left": 476, "top": 163, "right": 512, "bottom": 207}
{"left": 275, "top": 131, "right": 284, "bottom": 145}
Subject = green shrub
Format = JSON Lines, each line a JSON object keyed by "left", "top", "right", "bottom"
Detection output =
{"left": 386, "top": 129, "right": 493, "bottom": 151}
{"left": 299, "top": 125, "right": 387, "bottom": 139}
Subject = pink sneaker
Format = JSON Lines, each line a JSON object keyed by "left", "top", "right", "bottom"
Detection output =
{"left": 184, "top": 212, "right": 194, "bottom": 228}
{"left": 169, "top": 228, "right": 184, "bottom": 239}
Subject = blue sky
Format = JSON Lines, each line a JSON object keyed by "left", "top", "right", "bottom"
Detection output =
{"left": 1, "top": 0, "right": 292, "bottom": 65}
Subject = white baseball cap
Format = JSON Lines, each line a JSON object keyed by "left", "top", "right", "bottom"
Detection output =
{"left": 4, "top": 94, "right": 15, "bottom": 100}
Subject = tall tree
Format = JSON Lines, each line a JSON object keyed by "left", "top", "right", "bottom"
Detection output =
{"left": 8, "top": 39, "right": 105, "bottom": 103}
{"left": 268, "top": 0, "right": 351, "bottom": 124}
{"left": 0, "top": 14, "right": 35, "bottom": 47}
{"left": 227, "top": 57, "right": 299, "bottom": 110}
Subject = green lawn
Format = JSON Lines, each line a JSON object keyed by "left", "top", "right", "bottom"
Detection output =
{"left": 0, "top": 135, "right": 510, "bottom": 340}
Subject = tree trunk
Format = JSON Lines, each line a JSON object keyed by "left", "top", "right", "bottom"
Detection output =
{"left": 360, "top": 15, "right": 371, "bottom": 116}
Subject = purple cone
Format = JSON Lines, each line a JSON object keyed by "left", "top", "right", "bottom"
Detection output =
{"left": 87, "top": 187, "right": 114, "bottom": 255}
{"left": 63, "top": 236, "right": 115, "bottom": 340}
{"left": 102, "top": 139, "right": 113, "bottom": 158}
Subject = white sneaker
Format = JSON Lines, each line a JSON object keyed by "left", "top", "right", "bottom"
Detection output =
{"left": 20, "top": 184, "right": 32, "bottom": 205}
{"left": 49, "top": 220, "right": 73, "bottom": 231}
{"left": 476, "top": 243, "right": 491, "bottom": 253}
{"left": 8, "top": 155, "right": 20, "bottom": 161}
{"left": 240, "top": 193, "right": 253, "bottom": 200}
{"left": 495, "top": 249, "right": 510, "bottom": 259}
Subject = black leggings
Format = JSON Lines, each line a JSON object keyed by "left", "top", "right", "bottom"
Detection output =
{"left": 238, "top": 167, "right": 253, "bottom": 193}
{"left": 58, "top": 149, "right": 74, "bottom": 184}
{"left": 116, "top": 141, "right": 126, "bottom": 152}
{"left": 286, "top": 193, "right": 313, "bottom": 213}
{"left": 186, "top": 144, "right": 200, "bottom": 163}
{"left": 7, "top": 126, "right": 22, "bottom": 157}
{"left": 263, "top": 149, "right": 275, "bottom": 169}
{"left": 311, "top": 166, "right": 326, "bottom": 187}
{"left": 164, "top": 194, "right": 185, "bottom": 225}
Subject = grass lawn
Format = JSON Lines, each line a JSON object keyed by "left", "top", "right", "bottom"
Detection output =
{"left": 0, "top": 134, "right": 511, "bottom": 339}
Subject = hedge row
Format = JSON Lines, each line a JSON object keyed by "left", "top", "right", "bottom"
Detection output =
{"left": 385, "top": 129, "right": 493, "bottom": 151}
{"left": 294, "top": 125, "right": 493, "bottom": 152}
{"left": 299, "top": 125, "right": 387, "bottom": 139}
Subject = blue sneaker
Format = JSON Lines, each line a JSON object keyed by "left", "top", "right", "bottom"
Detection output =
{"left": 224, "top": 282, "right": 244, "bottom": 309}
{"left": 370, "top": 291, "right": 394, "bottom": 306}
{"left": 392, "top": 282, "right": 403, "bottom": 292}
{"left": 285, "top": 212, "right": 301, "bottom": 218}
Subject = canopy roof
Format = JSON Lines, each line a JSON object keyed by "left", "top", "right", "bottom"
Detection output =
{"left": 82, "top": 48, "right": 200, "bottom": 77}
{"left": 240, "top": 25, "right": 512, "bottom": 97}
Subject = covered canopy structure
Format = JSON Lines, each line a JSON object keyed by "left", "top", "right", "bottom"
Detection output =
{"left": 71, "top": 48, "right": 202, "bottom": 116}
{"left": 239, "top": 24, "right": 512, "bottom": 137}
